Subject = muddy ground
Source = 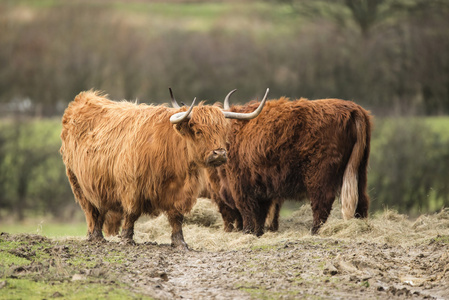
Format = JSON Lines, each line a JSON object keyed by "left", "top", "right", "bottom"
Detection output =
{"left": 1, "top": 201, "right": 449, "bottom": 299}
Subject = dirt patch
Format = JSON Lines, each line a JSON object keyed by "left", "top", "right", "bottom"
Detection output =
{"left": 1, "top": 200, "right": 449, "bottom": 299}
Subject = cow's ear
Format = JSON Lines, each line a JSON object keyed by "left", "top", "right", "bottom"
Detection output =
{"left": 173, "top": 122, "right": 191, "bottom": 136}
{"left": 173, "top": 123, "right": 185, "bottom": 135}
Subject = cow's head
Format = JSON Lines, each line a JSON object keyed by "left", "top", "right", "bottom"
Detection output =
{"left": 170, "top": 89, "right": 269, "bottom": 168}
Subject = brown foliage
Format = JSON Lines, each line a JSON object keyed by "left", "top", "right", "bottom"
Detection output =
{"left": 1, "top": 2, "right": 448, "bottom": 116}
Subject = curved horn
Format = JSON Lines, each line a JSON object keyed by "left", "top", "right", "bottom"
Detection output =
{"left": 223, "top": 89, "right": 237, "bottom": 110}
{"left": 170, "top": 97, "right": 197, "bottom": 124}
{"left": 169, "top": 87, "right": 181, "bottom": 108}
{"left": 223, "top": 88, "right": 269, "bottom": 120}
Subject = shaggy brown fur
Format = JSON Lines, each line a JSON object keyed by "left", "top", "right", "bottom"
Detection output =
{"left": 60, "top": 91, "right": 231, "bottom": 249}
{"left": 205, "top": 97, "right": 372, "bottom": 236}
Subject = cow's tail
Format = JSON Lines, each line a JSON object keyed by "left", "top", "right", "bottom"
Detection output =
{"left": 341, "top": 109, "right": 370, "bottom": 220}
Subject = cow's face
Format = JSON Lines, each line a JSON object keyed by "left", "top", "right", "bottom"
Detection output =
{"left": 174, "top": 105, "right": 230, "bottom": 168}
{"left": 170, "top": 88, "right": 269, "bottom": 167}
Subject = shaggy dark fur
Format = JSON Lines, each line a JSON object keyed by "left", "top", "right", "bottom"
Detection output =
{"left": 205, "top": 97, "right": 372, "bottom": 236}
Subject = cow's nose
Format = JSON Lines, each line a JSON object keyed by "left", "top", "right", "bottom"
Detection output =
{"left": 213, "top": 149, "right": 226, "bottom": 157}
{"left": 207, "top": 149, "right": 227, "bottom": 166}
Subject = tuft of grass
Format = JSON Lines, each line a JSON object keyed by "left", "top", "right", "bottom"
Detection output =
{"left": 251, "top": 244, "right": 277, "bottom": 251}
{"left": 66, "top": 256, "right": 98, "bottom": 269}
{"left": 0, "top": 236, "right": 53, "bottom": 261}
{"left": 432, "top": 235, "right": 449, "bottom": 244}
{"left": 103, "top": 251, "right": 126, "bottom": 264}
{"left": 0, "top": 236, "right": 58, "bottom": 280}
{"left": 0, "top": 252, "right": 30, "bottom": 267}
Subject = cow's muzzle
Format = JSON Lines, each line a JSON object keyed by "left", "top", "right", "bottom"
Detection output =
{"left": 206, "top": 149, "right": 227, "bottom": 166}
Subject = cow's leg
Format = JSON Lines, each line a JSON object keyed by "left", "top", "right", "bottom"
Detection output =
{"left": 234, "top": 211, "right": 243, "bottom": 231}
{"left": 355, "top": 192, "right": 369, "bottom": 219}
{"left": 242, "top": 217, "right": 254, "bottom": 234}
{"left": 233, "top": 193, "right": 258, "bottom": 235}
{"left": 309, "top": 187, "right": 336, "bottom": 235}
{"left": 167, "top": 211, "right": 188, "bottom": 250}
{"left": 78, "top": 199, "right": 105, "bottom": 242}
{"left": 216, "top": 185, "right": 242, "bottom": 231}
{"left": 254, "top": 200, "right": 271, "bottom": 237}
{"left": 355, "top": 150, "right": 370, "bottom": 219}
{"left": 216, "top": 200, "right": 241, "bottom": 232}
{"left": 66, "top": 168, "right": 105, "bottom": 242}
{"left": 239, "top": 206, "right": 256, "bottom": 235}
{"left": 121, "top": 212, "right": 140, "bottom": 245}
{"left": 266, "top": 200, "right": 281, "bottom": 232}
{"left": 103, "top": 210, "right": 123, "bottom": 236}
{"left": 306, "top": 160, "right": 342, "bottom": 235}
{"left": 89, "top": 208, "right": 106, "bottom": 242}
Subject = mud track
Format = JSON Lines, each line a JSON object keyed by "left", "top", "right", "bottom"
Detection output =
{"left": 2, "top": 230, "right": 448, "bottom": 299}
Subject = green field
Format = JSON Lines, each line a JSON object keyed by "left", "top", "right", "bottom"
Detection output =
{"left": 5, "top": 0, "right": 300, "bottom": 35}
{"left": 0, "top": 220, "right": 86, "bottom": 238}
{"left": 423, "top": 116, "right": 449, "bottom": 141}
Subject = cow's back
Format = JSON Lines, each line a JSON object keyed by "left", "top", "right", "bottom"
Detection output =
{"left": 225, "top": 97, "right": 367, "bottom": 200}
{"left": 60, "top": 91, "right": 186, "bottom": 212}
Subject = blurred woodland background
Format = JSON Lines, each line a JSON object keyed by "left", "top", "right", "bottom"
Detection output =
{"left": 0, "top": 0, "right": 448, "bottom": 222}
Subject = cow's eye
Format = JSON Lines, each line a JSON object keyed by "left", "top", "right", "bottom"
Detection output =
{"left": 195, "top": 130, "right": 202, "bottom": 137}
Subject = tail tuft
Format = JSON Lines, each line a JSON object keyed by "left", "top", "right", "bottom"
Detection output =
{"left": 341, "top": 111, "right": 367, "bottom": 220}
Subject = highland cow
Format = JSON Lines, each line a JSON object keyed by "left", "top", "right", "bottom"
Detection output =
{"left": 60, "top": 90, "right": 268, "bottom": 249}
{"left": 203, "top": 93, "right": 372, "bottom": 236}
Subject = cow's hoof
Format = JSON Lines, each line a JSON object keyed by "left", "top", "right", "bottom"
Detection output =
{"left": 224, "top": 224, "right": 234, "bottom": 232}
{"left": 255, "top": 230, "right": 264, "bottom": 237}
{"left": 87, "top": 233, "right": 106, "bottom": 243}
{"left": 242, "top": 227, "right": 255, "bottom": 235}
{"left": 119, "top": 238, "right": 136, "bottom": 246}
{"left": 311, "top": 226, "right": 321, "bottom": 235}
{"left": 171, "top": 241, "right": 189, "bottom": 251}
{"left": 267, "top": 224, "right": 279, "bottom": 232}
{"left": 88, "top": 238, "right": 107, "bottom": 244}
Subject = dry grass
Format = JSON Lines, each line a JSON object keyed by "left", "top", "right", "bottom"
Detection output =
{"left": 129, "top": 198, "right": 449, "bottom": 251}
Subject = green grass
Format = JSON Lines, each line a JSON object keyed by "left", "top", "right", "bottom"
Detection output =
{"left": 0, "top": 237, "right": 53, "bottom": 265}
{"left": 104, "top": 251, "right": 127, "bottom": 264}
{"left": 422, "top": 116, "right": 449, "bottom": 141}
{"left": 433, "top": 235, "right": 449, "bottom": 244}
{"left": 114, "top": 2, "right": 232, "bottom": 18}
{"left": 0, "top": 252, "right": 30, "bottom": 267}
{"left": 4, "top": 0, "right": 60, "bottom": 8}
{"left": 280, "top": 200, "right": 304, "bottom": 217}
{"left": 374, "top": 116, "right": 449, "bottom": 138}
{"left": 66, "top": 250, "right": 126, "bottom": 269}
{"left": 0, "top": 221, "right": 86, "bottom": 238}
{"left": 0, "top": 234, "right": 152, "bottom": 299}
{"left": 5, "top": 0, "right": 300, "bottom": 36}
{"left": 0, "top": 278, "right": 152, "bottom": 300}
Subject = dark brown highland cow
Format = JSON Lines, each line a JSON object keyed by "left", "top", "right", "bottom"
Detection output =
{"left": 204, "top": 94, "right": 372, "bottom": 236}
{"left": 60, "top": 90, "right": 267, "bottom": 249}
